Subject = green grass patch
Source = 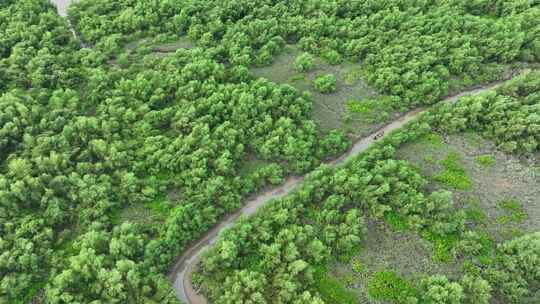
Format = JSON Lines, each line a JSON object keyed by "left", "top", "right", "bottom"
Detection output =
{"left": 423, "top": 232, "right": 459, "bottom": 263}
{"left": 497, "top": 199, "right": 527, "bottom": 224}
{"left": 464, "top": 130, "right": 484, "bottom": 148}
{"left": 423, "top": 154, "right": 436, "bottom": 164}
{"left": 314, "top": 265, "right": 358, "bottom": 304}
{"left": 500, "top": 226, "right": 524, "bottom": 240}
{"left": 338, "top": 243, "right": 363, "bottom": 263}
{"left": 346, "top": 98, "right": 391, "bottom": 123}
{"left": 464, "top": 198, "right": 488, "bottom": 224}
{"left": 144, "top": 196, "right": 172, "bottom": 217}
{"left": 475, "top": 154, "right": 496, "bottom": 168}
{"left": 289, "top": 73, "right": 306, "bottom": 82}
{"left": 367, "top": 270, "right": 418, "bottom": 302}
{"left": 434, "top": 151, "right": 472, "bottom": 190}
{"left": 350, "top": 258, "right": 364, "bottom": 274}
{"left": 384, "top": 211, "right": 410, "bottom": 231}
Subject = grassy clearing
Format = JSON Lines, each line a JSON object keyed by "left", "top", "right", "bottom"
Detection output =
{"left": 116, "top": 198, "right": 172, "bottom": 226}
{"left": 152, "top": 37, "right": 195, "bottom": 52}
{"left": 251, "top": 45, "right": 387, "bottom": 139}
{"left": 113, "top": 36, "right": 196, "bottom": 66}
{"left": 238, "top": 155, "right": 273, "bottom": 177}
{"left": 328, "top": 220, "right": 460, "bottom": 303}
{"left": 397, "top": 132, "right": 540, "bottom": 241}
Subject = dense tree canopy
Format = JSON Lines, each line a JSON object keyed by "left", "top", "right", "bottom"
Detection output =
{"left": 427, "top": 71, "right": 540, "bottom": 154}
{"left": 1, "top": 1, "right": 348, "bottom": 302}
{"left": 0, "top": 0, "right": 538, "bottom": 303}
{"left": 70, "top": 0, "right": 540, "bottom": 108}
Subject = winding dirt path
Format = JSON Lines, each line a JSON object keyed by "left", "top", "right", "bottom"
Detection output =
{"left": 52, "top": 0, "right": 73, "bottom": 17}
{"left": 52, "top": 0, "right": 88, "bottom": 47}
{"left": 168, "top": 70, "right": 530, "bottom": 304}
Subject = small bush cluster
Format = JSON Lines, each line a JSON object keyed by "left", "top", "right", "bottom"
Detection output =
{"left": 294, "top": 52, "right": 315, "bottom": 72}
{"left": 314, "top": 74, "right": 337, "bottom": 93}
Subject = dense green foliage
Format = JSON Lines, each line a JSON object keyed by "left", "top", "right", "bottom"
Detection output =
{"left": 313, "top": 74, "right": 337, "bottom": 93}
{"left": 0, "top": 1, "right": 348, "bottom": 302}
{"left": 70, "top": 0, "right": 540, "bottom": 108}
{"left": 487, "top": 232, "right": 540, "bottom": 303}
{"left": 1, "top": 0, "right": 539, "bottom": 303}
{"left": 428, "top": 70, "right": 540, "bottom": 153}
{"left": 198, "top": 136, "right": 466, "bottom": 302}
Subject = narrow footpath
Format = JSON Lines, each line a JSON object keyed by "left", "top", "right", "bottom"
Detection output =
{"left": 168, "top": 70, "right": 530, "bottom": 304}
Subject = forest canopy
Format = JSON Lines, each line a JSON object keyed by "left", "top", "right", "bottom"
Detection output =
{"left": 0, "top": 0, "right": 539, "bottom": 303}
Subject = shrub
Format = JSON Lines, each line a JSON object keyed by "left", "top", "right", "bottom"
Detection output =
{"left": 454, "top": 231, "right": 494, "bottom": 263}
{"left": 294, "top": 52, "right": 315, "bottom": 72}
{"left": 314, "top": 74, "right": 337, "bottom": 93}
{"left": 461, "top": 275, "right": 492, "bottom": 304}
{"left": 487, "top": 232, "right": 540, "bottom": 303}
{"left": 420, "top": 275, "right": 464, "bottom": 304}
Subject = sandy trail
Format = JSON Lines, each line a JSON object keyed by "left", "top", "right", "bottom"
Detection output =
{"left": 169, "top": 71, "right": 530, "bottom": 304}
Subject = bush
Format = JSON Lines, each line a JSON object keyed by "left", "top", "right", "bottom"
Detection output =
{"left": 420, "top": 275, "right": 464, "bottom": 304}
{"left": 487, "top": 232, "right": 540, "bottom": 303}
{"left": 314, "top": 74, "right": 337, "bottom": 93}
{"left": 294, "top": 52, "right": 315, "bottom": 72}
{"left": 461, "top": 275, "right": 492, "bottom": 304}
